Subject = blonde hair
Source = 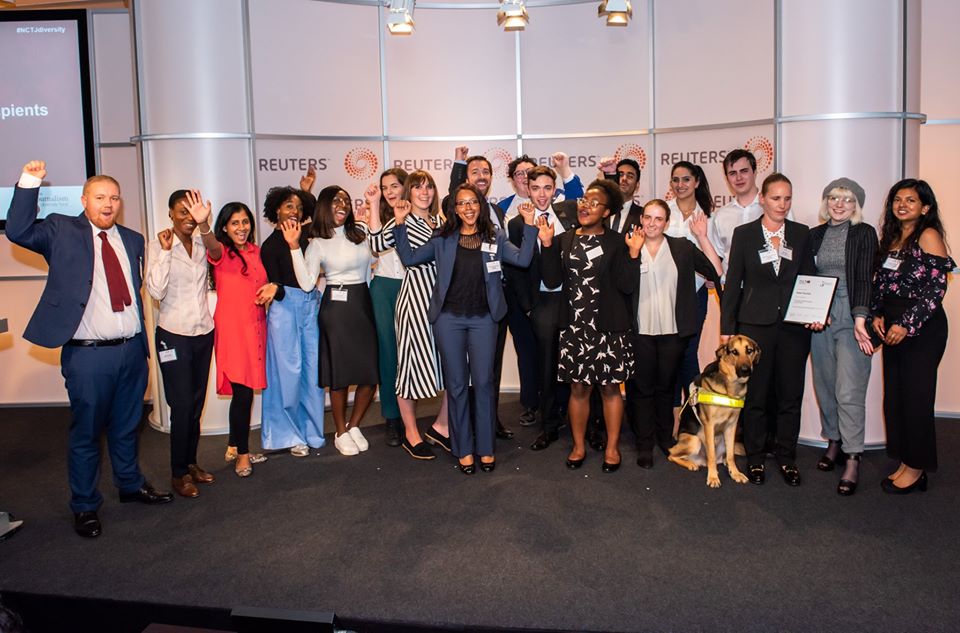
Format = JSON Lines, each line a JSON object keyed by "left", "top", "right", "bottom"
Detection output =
{"left": 818, "top": 187, "right": 863, "bottom": 225}
{"left": 82, "top": 174, "right": 120, "bottom": 196}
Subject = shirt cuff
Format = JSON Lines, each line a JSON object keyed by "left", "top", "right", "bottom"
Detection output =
{"left": 562, "top": 174, "right": 576, "bottom": 184}
{"left": 18, "top": 172, "right": 42, "bottom": 188}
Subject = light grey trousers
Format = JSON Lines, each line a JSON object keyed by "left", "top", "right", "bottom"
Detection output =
{"left": 810, "top": 287, "right": 872, "bottom": 453}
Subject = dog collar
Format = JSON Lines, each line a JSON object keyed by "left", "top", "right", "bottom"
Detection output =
{"left": 696, "top": 390, "right": 745, "bottom": 409}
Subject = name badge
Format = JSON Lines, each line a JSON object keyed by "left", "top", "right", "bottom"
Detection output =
{"left": 758, "top": 249, "right": 778, "bottom": 264}
{"left": 158, "top": 348, "right": 177, "bottom": 363}
{"left": 778, "top": 245, "right": 793, "bottom": 261}
{"left": 331, "top": 288, "right": 349, "bottom": 302}
{"left": 586, "top": 245, "right": 604, "bottom": 260}
{"left": 481, "top": 242, "right": 497, "bottom": 254}
{"left": 639, "top": 263, "right": 650, "bottom": 274}
{"left": 486, "top": 260, "right": 502, "bottom": 273}
{"left": 883, "top": 256, "right": 902, "bottom": 271}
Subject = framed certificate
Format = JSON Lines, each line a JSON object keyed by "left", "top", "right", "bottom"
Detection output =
{"left": 784, "top": 275, "right": 838, "bottom": 325}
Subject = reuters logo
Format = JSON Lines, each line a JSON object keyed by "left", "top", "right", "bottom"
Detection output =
{"left": 663, "top": 189, "right": 676, "bottom": 201}
{"left": 744, "top": 136, "right": 774, "bottom": 172}
{"left": 614, "top": 143, "right": 647, "bottom": 170}
{"left": 344, "top": 147, "right": 379, "bottom": 181}
{"left": 484, "top": 147, "right": 513, "bottom": 177}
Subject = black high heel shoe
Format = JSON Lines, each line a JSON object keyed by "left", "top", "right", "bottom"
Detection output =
{"left": 881, "top": 471, "right": 927, "bottom": 494}
{"left": 817, "top": 440, "right": 843, "bottom": 471}
{"left": 480, "top": 457, "right": 496, "bottom": 473}
{"left": 458, "top": 459, "right": 476, "bottom": 475}
{"left": 837, "top": 454, "right": 860, "bottom": 496}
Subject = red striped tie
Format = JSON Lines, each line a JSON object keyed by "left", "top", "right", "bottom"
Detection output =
{"left": 98, "top": 231, "right": 132, "bottom": 312}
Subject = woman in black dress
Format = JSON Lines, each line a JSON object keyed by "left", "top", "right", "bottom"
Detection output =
{"left": 541, "top": 179, "right": 644, "bottom": 472}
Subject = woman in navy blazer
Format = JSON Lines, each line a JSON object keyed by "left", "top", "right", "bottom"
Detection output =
{"left": 393, "top": 183, "right": 541, "bottom": 474}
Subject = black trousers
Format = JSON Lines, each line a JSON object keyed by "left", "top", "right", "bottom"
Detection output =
{"left": 882, "top": 305, "right": 947, "bottom": 471}
{"left": 529, "top": 291, "right": 569, "bottom": 434}
{"left": 506, "top": 295, "right": 540, "bottom": 410}
{"left": 738, "top": 321, "right": 811, "bottom": 466}
{"left": 630, "top": 333, "right": 687, "bottom": 453}
{"left": 156, "top": 328, "right": 214, "bottom": 478}
{"left": 229, "top": 383, "right": 254, "bottom": 454}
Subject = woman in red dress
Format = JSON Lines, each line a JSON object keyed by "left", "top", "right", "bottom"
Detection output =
{"left": 209, "top": 202, "right": 277, "bottom": 477}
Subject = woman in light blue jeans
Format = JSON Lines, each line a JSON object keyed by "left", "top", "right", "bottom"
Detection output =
{"left": 809, "top": 178, "right": 878, "bottom": 496}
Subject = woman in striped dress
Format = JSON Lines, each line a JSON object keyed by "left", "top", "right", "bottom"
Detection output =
{"left": 368, "top": 170, "right": 449, "bottom": 460}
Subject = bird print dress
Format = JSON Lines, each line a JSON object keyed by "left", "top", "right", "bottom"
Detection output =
{"left": 557, "top": 234, "right": 634, "bottom": 385}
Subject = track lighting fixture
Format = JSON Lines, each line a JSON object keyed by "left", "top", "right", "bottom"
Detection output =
{"left": 598, "top": 0, "right": 631, "bottom": 26}
{"left": 497, "top": 0, "right": 529, "bottom": 32}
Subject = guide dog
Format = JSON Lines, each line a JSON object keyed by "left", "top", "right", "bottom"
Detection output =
{"left": 668, "top": 335, "right": 761, "bottom": 488}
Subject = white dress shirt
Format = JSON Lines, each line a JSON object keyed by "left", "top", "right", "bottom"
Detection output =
{"left": 74, "top": 221, "right": 142, "bottom": 340}
{"left": 292, "top": 224, "right": 374, "bottom": 289}
{"left": 374, "top": 249, "right": 405, "bottom": 280}
{"left": 146, "top": 235, "right": 214, "bottom": 336}
{"left": 708, "top": 194, "right": 763, "bottom": 275}
{"left": 637, "top": 238, "right": 678, "bottom": 336}
{"left": 537, "top": 205, "right": 565, "bottom": 292}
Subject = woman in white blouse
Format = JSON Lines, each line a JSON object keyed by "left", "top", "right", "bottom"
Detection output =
{"left": 145, "top": 189, "right": 222, "bottom": 498}
{"left": 284, "top": 186, "right": 377, "bottom": 456}
{"left": 629, "top": 199, "right": 723, "bottom": 468}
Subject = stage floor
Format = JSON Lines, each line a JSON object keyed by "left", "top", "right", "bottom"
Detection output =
{"left": 1, "top": 400, "right": 959, "bottom": 632}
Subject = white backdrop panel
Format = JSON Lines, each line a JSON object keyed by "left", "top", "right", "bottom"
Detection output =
{"left": 520, "top": 2, "right": 650, "bottom": 135}
{"left": 920, "top": 0, "right": 960, "bottom": 119}
{"left": 780, "top": 0, "right": 901, "bottom": 116}
{"left": 522, "top": 136, "right": 654, "bottom": 206}
{"left": 652, "top": 125, "right": 774, "bottom": 205}
{"left": 0, "top": 280, "right": 68, "bottom": 404}
{"left": 653, "top": 0, "right": 773, "bottom": 128}
{"left": 388, "top": 141, "right": 517, "bottom": 207}
{"left": 919, "top": 123, "right": 960, "bottom": 414}
{"left": 92, "top": 12, "right": 137, "bottom": 145}
{"left": 100, "top": 146, "right": 145, "bottom": 236}
{"left": 383, "top": 9, "right": 517, "bottom": 137}
{"left": 136, "top": 0, "right": 249, "bottom": 135}
{"left": 248, "top": 0, "right": 382, "bottom": 136}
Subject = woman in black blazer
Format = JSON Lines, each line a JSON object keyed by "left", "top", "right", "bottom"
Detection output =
{"left": 628, "top": 198, "right": 723, "bottom": 469}
{"left": 808, "top": 178, "right": 878, "bottom": 496}
{"left": 541, "top": 179, "right": 644, "bottom": 473}
{"left": 720, "top": 173, "right": 822, "bottom": 487}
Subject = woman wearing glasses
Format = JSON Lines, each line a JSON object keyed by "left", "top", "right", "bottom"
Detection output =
{"left": 808, "top": 179, "right": 878, "bottom": 496}
{"left": 721, "top": 173, "right": 822, "bottom": 487}
{"left": 393, "top": 183, "right": 540, "bottom": 474}
{"left": 284, "top": 186, "right": 377, "bottom": 457}
{"left": 367, "top": 171, "right": 450, "bottom": 460}
{"left": 540, "top": 180, "right": 645, "bottom": 473}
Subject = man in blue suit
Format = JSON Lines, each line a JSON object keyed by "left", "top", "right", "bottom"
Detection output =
{"left": 5, "top": 160, "right": 172, "bottom": 539}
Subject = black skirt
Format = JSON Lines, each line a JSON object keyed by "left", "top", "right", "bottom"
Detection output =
{"left": 318, "top": 282, "right": 379, "bottom": 390}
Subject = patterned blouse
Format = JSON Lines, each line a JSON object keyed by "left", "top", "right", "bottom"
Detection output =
{"left": 871, "top": 242, "right": 955, "bottom": 337}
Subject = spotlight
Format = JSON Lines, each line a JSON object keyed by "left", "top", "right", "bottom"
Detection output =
{"left": 497, "top": 0, "right": 529, "bottom": 32}
{"left": 598, "top": 0, "right": 632, "bottom": 26}
{"left": 386, "top": 0, "right": 415, "bottom": 35}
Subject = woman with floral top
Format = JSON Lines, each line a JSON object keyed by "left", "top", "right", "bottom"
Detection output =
{"left": 872, "top": 179, "right": 954, "bottom": 494}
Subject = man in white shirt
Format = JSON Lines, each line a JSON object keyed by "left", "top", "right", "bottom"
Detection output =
{"left": 708, "top": 149, "right": 763, "bottom": 275}
{"left": 5, "top": 160, "right": 173, "bottom": 539}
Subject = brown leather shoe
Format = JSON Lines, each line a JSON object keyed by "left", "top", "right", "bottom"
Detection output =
{"left": 172, "top": 474, "right": 199, "bottom": 498}
{"left": 187, "top": 464, "right": 215, "bottom": 484}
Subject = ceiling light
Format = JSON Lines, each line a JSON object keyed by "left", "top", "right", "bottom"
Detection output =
{"left": 387, "top": 0, "right": 415, "bottom": 35}
{"left": 497, "top": 0, "right": 529, "bottom": 32}
{"left": 598, "top": 0, "right": 632, "bottom": 26}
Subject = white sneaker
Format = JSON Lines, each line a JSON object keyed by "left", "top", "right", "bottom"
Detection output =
{"left": 290, "top": 443, "right": 309, "bottom": 457}
{"left": 334, "top": 432, "right": 360, "bottom": 456}
{"left": 348, "top": 426, "right": 369, "bottom": 452}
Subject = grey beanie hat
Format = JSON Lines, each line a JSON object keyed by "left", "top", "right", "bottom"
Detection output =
{"left": 822, "top": 177, "right": 865, "bottom": 208}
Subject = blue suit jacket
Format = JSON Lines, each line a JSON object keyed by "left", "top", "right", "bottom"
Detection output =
{"left": 5, "top": 185, "right": 148, "bottom": 353}
{"left": 393, "top": 222, "right": 538, "bottom": 323}
{"left": 496, "top": 174, "right": 585, "bottom": 214}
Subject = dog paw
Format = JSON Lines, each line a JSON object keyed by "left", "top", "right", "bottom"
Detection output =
{"left": 730, "top": 471, "right": 748, "bottom": 484}
{"left": 685, "top": 464, "right": 699, "bottom": 472}
{"left": 706, "top": 474, "right": 722, "bottom": 488}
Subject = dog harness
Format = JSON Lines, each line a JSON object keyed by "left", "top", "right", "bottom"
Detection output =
{"left": 679, "top": 382, "right": 744, "bottom": 426}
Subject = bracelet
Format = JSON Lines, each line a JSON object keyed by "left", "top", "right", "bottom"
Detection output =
{"left": 199, "top": 226, "right": 213, "bottom": 235}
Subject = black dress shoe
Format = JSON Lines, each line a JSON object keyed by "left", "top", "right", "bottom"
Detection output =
{"left": 530, "top": 431, "right": 558, "bottom": 451}
{"left": 602, "top": 460, "right": 621, "bottom": 473}
{"left": 480, "top": 458, "right": 496, "bottom": 473}
{"left": 636, "top": 453, "right": 653, "bottom": 469}
{"left": 384, "top": 418, "right": 402, "bottom": 448}
{"left": 401, "top": 438, "right": 436, "bottom": 460}
{"left": 74, "top": 511, "right": 102, "bottom": 538}
{"left": 496, "top": 421, "right": 514, "bottom": 440}
{"left": 423, "top": 428, "right": 451, "bottom": 453}
{"left": 881, "top": 471, "right": 927, "bottom": 494}
{"left": 119, "top": 482, "right": 174, "bottom": 505}
{"left": 566, "top": 456, "right": 585, "bottom": 469}
{"left": 747, "top": 464, "right": 766, "bottom": 485}
{"left": 779, "top": 464, "right": 801, "bottom": 487}
{"left": 518, "top": 407, "right": 538, "bottom": 427}
{"left": 837, "top": 454, "right": 860, "bottom": 496}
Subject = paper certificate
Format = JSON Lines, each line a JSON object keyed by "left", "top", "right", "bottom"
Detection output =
{"left": 784, "top": 275, "right": 838, "bottom": 325}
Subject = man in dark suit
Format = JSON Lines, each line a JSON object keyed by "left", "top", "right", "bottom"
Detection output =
{"left": 507, "top": 166, "right": 581, "bottom": 450}
{"left": 600, "top": 157, "right": 644, "bottom": 235}
{"left": 5, "top": 160, "right": 172, "bottom": 538}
